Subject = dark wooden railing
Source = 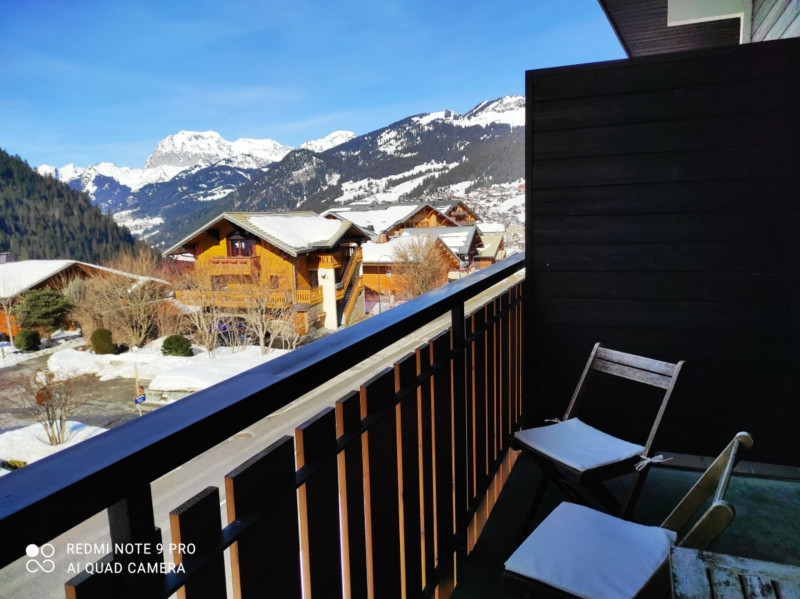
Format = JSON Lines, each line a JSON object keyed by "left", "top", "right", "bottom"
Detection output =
{"left": 0, "top": 253, "right": 525, "bottom": 599}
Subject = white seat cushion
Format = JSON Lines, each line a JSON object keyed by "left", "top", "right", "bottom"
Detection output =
{"left": 514, "top": 418, "right": 645, "bottom": 472}
{"left": 505, "top": 502, "right": 677, "bottom": 599}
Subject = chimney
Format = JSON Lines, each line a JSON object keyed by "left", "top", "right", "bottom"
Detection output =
{"left": 0, "top": 253, "right": 15, "bottom": 264}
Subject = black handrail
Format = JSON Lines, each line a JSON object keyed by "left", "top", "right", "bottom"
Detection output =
{"left": 0, "top": 252, "right": 525, "bottom": 568}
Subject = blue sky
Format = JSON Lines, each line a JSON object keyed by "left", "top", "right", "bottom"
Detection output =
{"left": 0, "top": 0, "right": 623, "bottom": 169}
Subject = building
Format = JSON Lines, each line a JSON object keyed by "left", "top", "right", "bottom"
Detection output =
{"left": 0, "top": 259, "right": 165, "bottom": 339}
{"left": 321, "top": 202, "right": 456, "bottom": 238}
{"left": 163, "top": 211, "right": 369, "bottom": 332}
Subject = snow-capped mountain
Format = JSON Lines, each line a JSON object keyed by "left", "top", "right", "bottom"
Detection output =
{"left": 37, "top": 95, "right": 525, "bottom": 246}
{"left": 300, "top": 130, "right": 357, "bottom": 153}
{"left": 144, "top": 130, "right": 293, "bottom": 169}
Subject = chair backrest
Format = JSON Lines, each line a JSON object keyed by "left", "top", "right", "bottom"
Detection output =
{"left": 660, "top": 431, "right": 753, "bottom": 550}
{"left": 564, "top": 342, "right": 685, "bottom": 456}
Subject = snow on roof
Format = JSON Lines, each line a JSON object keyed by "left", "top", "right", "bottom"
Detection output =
{"left": 324, "top": 205, "right": 422, "bottom": 234}
{"left": 361, "top": 238, "right": 409, "bottom": 263}
{"left": 0, "top": 260, "right": 168, "bottom": 299}
{"left": 0, "top": 260, "right": 77, "bottom": 298}
{"left": 245, "top": 213, "right": 345, "bottom": 249}
{"left": 404, "top": 226, "right": 476, "bottom": 255}
{"left": 477, "top": 222, "right": 506, "bottom": 234}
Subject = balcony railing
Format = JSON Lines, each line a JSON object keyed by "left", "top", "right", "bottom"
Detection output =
{"left": 175, "top": 288, "right": 294, "bottom": 309}
{"left": 296, "top": 286, "right": 324, "bottom": 306}
{"left": 206, "top": 256, "right": 260, "bottom": 276}
{"left": 0, "top": 253, "right": 525, "bottom": 599}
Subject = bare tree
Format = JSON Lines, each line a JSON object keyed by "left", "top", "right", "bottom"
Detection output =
{"left": 73, "top": 249, "right": 171, "bottom": 348}
{"left": 0, "top": 270, "right": 24, "bottom": 345}
{"left": 7, "top": 369, "right": 95, "bottom": 446}
{"left": 236, "top": 272, "right": 295, "bottom": 355}
{"left": 169, "top": 262, "right": 228, "bottom": 354}
{"left": 391, "top": 236, "right": 451, "bottom": 300}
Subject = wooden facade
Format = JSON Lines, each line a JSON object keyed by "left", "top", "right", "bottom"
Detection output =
{"left": 525, "top": 38, "right": 800, "bottom": 465}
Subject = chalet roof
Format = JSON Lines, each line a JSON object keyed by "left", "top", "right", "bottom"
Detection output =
{"left": 361, "top": 235, "right": 461, "bottom": 268}
{"left": 164, "top": 211, "right": 367, "bottom": 258}
{"left": 403, "top": 226, "right": 477, "bottom": 256}
{"left": 476, "top": 234, "right": 504, "bottom": 260}
{"left": 0, "top": 260, "right": 167, "bottom": 299}
{"left": 321, "top": 203, "right": 455, "bottom": 236}
{"left": 429, "top": 200, "right": 479, "bottom": 220}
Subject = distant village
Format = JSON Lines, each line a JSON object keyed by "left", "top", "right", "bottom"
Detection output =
{"left": 0, "top": 200, "right": 518, "bottom": 352}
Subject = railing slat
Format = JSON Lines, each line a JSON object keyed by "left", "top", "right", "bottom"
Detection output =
{"left": 336, "top": 391, "right": 369, "bottom": 599}
{"left": 169, "top": 486, "right": 227, "bottom": 599}
{"left": 395, "top": 353, "right": 424, "bottom": 596}
{"left": 361, "top": 369, "right": 402, "bottom": 598}
{"left": 225, "top": 436, "right": 301, "bottom": 599}
{"left": 470, "top": 308, "right": 488, "bottom": 500}
{"left": 431, "top": 331, "right": 456, "bottom": 597}
{"left": 296, "top": 407, "right": 343, "bottom": 599}
{"left": 416, "top": 343, "right": 437, "bottom": 588}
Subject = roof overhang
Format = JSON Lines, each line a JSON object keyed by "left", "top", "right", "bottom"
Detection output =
{"left": 598, "top": 0, "right": 747, "bottom": 57}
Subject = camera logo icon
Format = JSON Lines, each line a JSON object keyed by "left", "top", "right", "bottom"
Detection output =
{"left": 25, "top": 544, "right": 55, "bottom": 573}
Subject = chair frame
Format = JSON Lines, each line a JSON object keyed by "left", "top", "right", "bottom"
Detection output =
{"left": 517, "top": 342, "right": 685, "bottom": 519}
{"left": 503, "top": 432, "right": 754, "bottom": 599}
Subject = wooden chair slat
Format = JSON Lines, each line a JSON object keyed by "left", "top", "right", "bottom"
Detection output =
{"left": 596, "top": 346, "right": 679, "bottom": 376}
{"left": 592, "top": 358, "right": 673, "bottom": 389}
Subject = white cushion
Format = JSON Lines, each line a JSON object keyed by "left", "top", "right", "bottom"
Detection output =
{"left": 505, "top": 502, "right": 677, "bottom": 599}
{"left": 514, "top": 418, "right": 645, "bottom": 472}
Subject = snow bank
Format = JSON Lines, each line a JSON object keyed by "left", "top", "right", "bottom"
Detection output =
{"left": 0, "top": 421, "right": 107, "bottom": 476}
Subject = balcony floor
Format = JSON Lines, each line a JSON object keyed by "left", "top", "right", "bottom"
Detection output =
{"left": 453, "top": 452, "right": 800, "bottom": 598}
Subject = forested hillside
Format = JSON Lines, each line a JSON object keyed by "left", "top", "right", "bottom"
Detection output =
{"left": 0, "top": 149, "right": 138, "bottom": 262}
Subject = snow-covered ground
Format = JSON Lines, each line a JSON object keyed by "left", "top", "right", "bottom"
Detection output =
{"left": 0, "top": 334, "right": 287, "bottom": 475}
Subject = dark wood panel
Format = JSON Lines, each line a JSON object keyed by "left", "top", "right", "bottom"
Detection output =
{"left": 527, "top": 37, "right": 800, "bottom": 102}
{"left": 532, "top": 271, "right": 800, "bottom": 304}
{"left": 430, "top": 332, "right": 455, "bottom": 595}
{"left": 533, "top": 211, "right": 799, "bottom": 244}
{"left": 532, "top": 145, "right": 798, "bottom": 188}
{"left": 531, "top": 78, "right": 800, "bottom": 132}
{"left": 469, "top": 309, "right": 488, "bottom": 499}
{"left": 528, "top": 323, "right": 799, "bottom": 365}
{"left": 532, "top": 298, "right": 798, "bottom": 336}
{"left": 360, "top": 369, "right": 402, "bottom": 598}
{"left": 530, "top": 242, "right": 800, "bottom": 273}
{"left": 225, "top": 436, "right": 301, "bottom": 599}
{"left": 532, "top": 110, "right": 800, "bottom": 159}
{"left": 415, "top": 343, "right": 436, "bottom": 589}
{"left": 394, "top": 354, "right": 423, "bottom": 597}
{"left": 529, "top": 179, "right": 798, "bottom": 215}
{"left": 295, "top": 408, "right": 342, "bottom": 599}
{"left": 169, "top": 487, "right": 226, "bottom": 599}
{"left": 335, "top": 392, "right": 368, "bottom": 599}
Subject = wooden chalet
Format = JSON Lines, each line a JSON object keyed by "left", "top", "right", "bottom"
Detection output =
{"left": 163, "top": 212, "right": 369, "bottom": 332}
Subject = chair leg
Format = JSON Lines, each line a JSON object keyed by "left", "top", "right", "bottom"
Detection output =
{"left": 620, "top": 468, "right": 649, "bottom": 520}
{"left": 524, "top": 476, "right": 549, "bottom": 534}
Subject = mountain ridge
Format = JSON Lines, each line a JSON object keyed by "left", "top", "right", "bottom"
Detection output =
{"left": 37, "top": 95, "right": 525, "bottom": 247}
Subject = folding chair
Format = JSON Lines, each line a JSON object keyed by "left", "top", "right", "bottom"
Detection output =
{"left": 514, "top": 343, "right": 684, "bottom": 520}
{"left": 503, "top": 432, "right": 753, "bottom": 599}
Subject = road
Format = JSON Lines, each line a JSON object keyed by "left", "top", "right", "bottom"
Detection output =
{"left": 0, "top": 274, "right": 521, "bottom": 598}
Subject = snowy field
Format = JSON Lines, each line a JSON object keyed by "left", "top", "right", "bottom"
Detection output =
{"left": 0, "top": 333, "right": 287, "bottom": 475}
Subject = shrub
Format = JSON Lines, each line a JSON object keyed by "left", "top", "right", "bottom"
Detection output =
{"left": 0, "top": 459, "right": 27, "bottom": 470}
{"left": 90, "top": 327, "right": 116, "bottom": 355}
{"left": 13, "top": 287, "right": 74, "bottom": 333}
{"left": 13, "top": 329, "right": 40, "bottom": 352}
{"left": 162, "top": 334, "right": 192, "bottom": 357}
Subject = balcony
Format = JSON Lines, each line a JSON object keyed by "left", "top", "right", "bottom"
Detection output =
{"left": 0, "top": 254, "right": 526, "bottom": 599}
{"left": 206, "top": 256, "right": 260, "bottom": 277}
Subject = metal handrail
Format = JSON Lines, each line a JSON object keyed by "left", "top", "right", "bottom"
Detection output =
{"left": 0, "top": 252, "right": 525, "bottom": 568}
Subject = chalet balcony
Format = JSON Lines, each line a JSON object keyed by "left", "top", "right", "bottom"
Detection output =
{"left": 206, "top": 256, "right": 261, "bottom": 277}
{"left": 175, "top": 287, "right": 322, "bottom": 310}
